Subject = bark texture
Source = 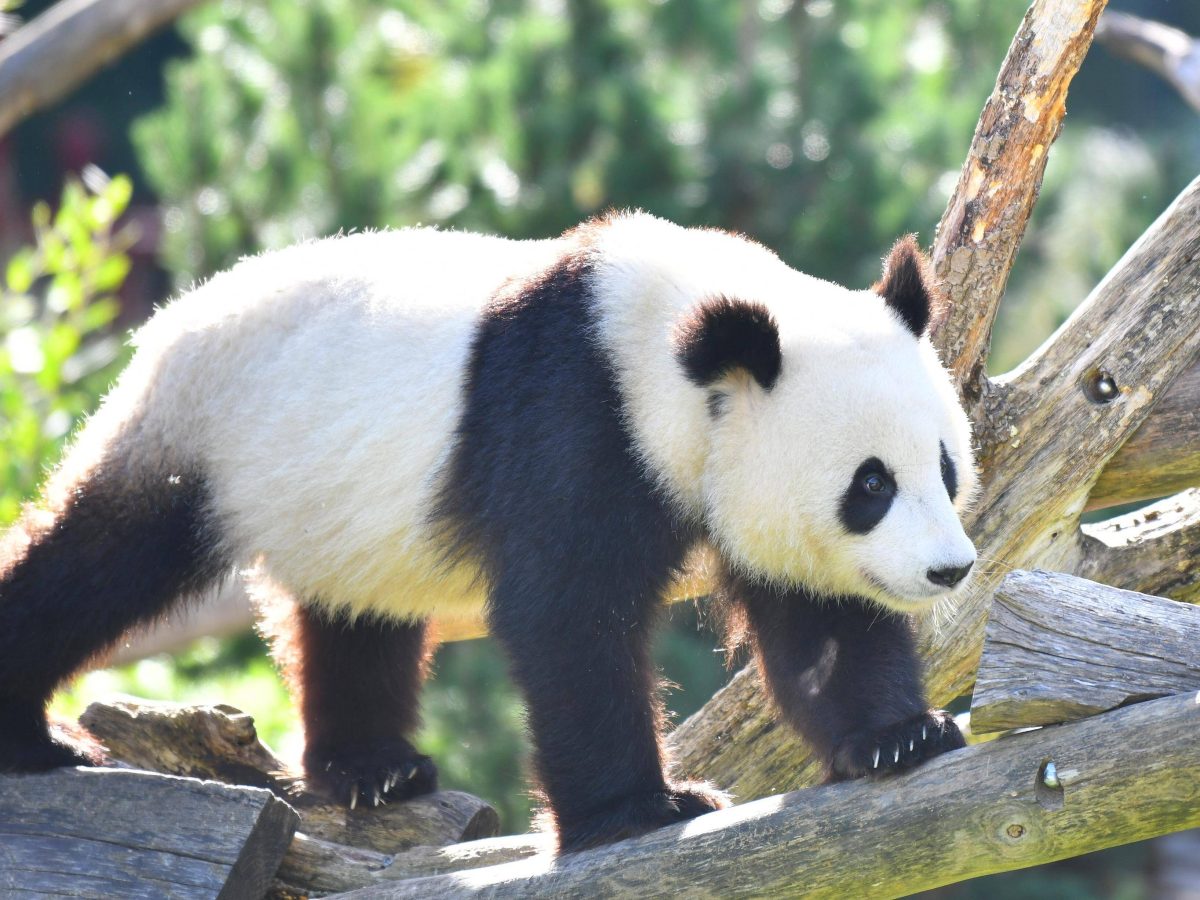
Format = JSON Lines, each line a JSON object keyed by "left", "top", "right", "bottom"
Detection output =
{"left": 333, "top": 691, "right": 1200, "bottom": 899}
{"left": 971, "top": 569, "right": 1200, "bottom": 732}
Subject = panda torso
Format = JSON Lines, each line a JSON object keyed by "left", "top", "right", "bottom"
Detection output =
{"left": 82, "top": 212, "right": 972, "bottom": 623}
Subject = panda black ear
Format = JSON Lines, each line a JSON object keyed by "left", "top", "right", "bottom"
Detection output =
{"left": 674, "top": 295, "right": 781, "bottom": 391}
{"left": 874, "top": 235, "right": 935, "bottom": 337}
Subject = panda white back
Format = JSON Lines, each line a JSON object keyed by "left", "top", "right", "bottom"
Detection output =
{"left": 71, "top": 229, "right": 563, "bottom": 623}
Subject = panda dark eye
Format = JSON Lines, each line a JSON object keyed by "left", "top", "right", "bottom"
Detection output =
{"left": 863, "top": 473, "right": 887, "bottom": 493}
{"left": 840, "top": 457, "right": 896, "bottom": 534}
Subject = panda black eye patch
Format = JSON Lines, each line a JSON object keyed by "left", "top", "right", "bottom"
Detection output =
{"left": 839, "top": 457, "right": 896, "bottom": 535}
{"left": 940, "top": 440, "right": 958, "bottom": 501}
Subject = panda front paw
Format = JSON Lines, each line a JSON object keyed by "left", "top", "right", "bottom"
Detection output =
{"left": 304, "top": 739, "right": 437, "bottom": 809}
{"left": 830, "top": 709, "right": 964, "bottom": 781}
{"left": 557, "top": 781, "right": 730, "bottom": 852}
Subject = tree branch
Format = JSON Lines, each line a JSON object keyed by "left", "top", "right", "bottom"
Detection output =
{"left": 1095, "top": 11, "right": 1200, "bottom": 113}
{"left": 930, "top": 0, "right": 1108, "bottom": 402}
{"left": 971, "top": 569, "right": 1200, "bottom": 733}
{"left": 342, "top": 692, "right": 1200, "bottom": 899}
{"left": 0, "top": 0, "right": 207, "bottom": 138}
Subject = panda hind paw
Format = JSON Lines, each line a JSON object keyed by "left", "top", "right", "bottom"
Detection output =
{"left": 304, "top": 740, "right": 437, "bottom": 809}
{"left": 830, "top": 708, "right": 964, "bottom": 781}
{"left": 0, "top": 732, "right": 102, "bottom": 773}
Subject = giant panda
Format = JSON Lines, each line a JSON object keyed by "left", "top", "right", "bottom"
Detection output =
{"left": 0, "top": 211, "right": 976, "bottom": 851}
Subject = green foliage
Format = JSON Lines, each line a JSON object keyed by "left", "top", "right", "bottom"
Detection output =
{"left": 0, "top": 172, "right": 135, "bottom": 526}
{"left": 134, "top": 0, "right": 1027, "bottom": 289}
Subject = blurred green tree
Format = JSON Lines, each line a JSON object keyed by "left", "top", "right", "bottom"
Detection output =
{"left": 134, "top": 0, "right": 1025, "bottom": 290}
{"left": 1, "top": 171, "right": 135, "bottom": 526}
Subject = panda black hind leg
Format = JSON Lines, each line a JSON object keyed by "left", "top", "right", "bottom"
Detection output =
{"left": 728, "top": 575, "right": 965, "bottom": 781}
{"left": 0, "top": 462, "right": 228, "bottom": 772}
{"left": 264, "top": 600, "right": 437, "bottom": 807}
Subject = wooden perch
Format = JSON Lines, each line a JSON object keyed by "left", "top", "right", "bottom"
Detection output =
{"left": 276, "top": 832, "right": 550, "bottom": 896}
{"left": 1096, "top": 11, "right": 1200, "bottom": 113}
{"left": 335, "top": 691, "right": 1200, "bottom": 899}
{"left": 0, "top": 767, "right": 297, "bottom": 900}
{"left": 971, "top": 570, "right": 1200, "bottom": 733}
{"left": 81, "top": 698, "right": 500, "bottom": 855}
{"left": 0, "top": 0, "right": 207, "bottom": 137}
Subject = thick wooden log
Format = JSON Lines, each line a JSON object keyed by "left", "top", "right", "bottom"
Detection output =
{"left": 930, "top": 0, "right": 1107, "bottom": 402}
{"left": 0, "top": 0, "right": 207, "bottom": 137}
{"left": 81, "top": 699, "right": 500, "bottom": 854}
{"left": 971, "top": 570, "right": 1200, "bottom": 733}
{"left": 670, "top": 170, "right": 1200, "bottom": 799}
{"left": 333, "top": 692, "right": 1200, "bottom": 899}
{"left": 0, "top": 767, "right": 298, "bottom": 899}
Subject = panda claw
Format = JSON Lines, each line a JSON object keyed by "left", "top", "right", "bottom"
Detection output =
{"left": 872, "top": 747, "right": 880, "bottom": 769}
{"left": 404, "top": 762, "right": 418, "bottom": 780}
{"left": 349, "top": 788, "right": 358, "bottom": 811}
{"left": 922, "top": 724, "right": 927, "bottom": 741}
{"left": 372, "top": 787, "right": 381, "bottom": 807}
{"left": 893, "top": 745, "right": 900, "bottom": 764}
{"left": 908, "top": 739, "right": 914, "bottom": 752}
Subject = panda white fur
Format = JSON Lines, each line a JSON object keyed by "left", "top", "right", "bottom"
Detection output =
{"left": 0, "top": 211, "right": 975, "bottom": 851}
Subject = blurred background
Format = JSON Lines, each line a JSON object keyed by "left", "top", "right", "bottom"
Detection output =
{"left": 1, "top": 0, "right": 1198, "bottom": 896}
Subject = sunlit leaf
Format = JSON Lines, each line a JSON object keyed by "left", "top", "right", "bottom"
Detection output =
{"left": 5, "top": 249, "right": 36, "bottom": 294}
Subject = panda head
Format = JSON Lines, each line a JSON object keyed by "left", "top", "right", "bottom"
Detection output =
{"left": 674, "top": 236, "right": 977, "bottom": 612}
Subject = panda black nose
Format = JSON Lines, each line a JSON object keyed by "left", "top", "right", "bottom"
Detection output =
{"left": 927, "top": 562, "right": 973, "bottom": 588}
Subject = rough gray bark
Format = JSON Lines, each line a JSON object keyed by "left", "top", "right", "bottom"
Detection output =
{"left": 81, "top": 698, "right": 500, "bottom": 855}
{"left": 276, "top": 833, "right": 551, "bottom": 896}
{"left": 971, "top": 569, "right": 1200, "bottom": 733}
{"left": 0, "top": 767, "right": 297, "bottom": 899}
{"left": 0, "top": 0, "right": 207, "bottom": 137}
{"left": 329, "top": 691, "right": 1200, "bottom": 900}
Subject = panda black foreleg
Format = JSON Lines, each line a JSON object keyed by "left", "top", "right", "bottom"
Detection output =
{"left": 488, "top": 575, "right": 727, "bottom": 852}
{"left": 730, "top": 579, "right": 964, "bottom": 781}
{"left": 275, "top": 603, "right": 437, "bottom": 808}
{"left": 0, "top": 468, "right": 227, "bottom": 772}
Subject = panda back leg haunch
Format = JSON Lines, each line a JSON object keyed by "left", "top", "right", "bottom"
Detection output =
{"left": 728, "top": 575, "right": 965, "bottom": 780}
{"left": 0, "top": 463, "right": 228, "bottom": 771}
{"left": 268, "top": 602, "right": 437, "bottom": 807}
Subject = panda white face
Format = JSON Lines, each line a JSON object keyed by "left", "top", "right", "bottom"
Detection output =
{"left": 587, "top": 215, "right": 975, "bottom": 611}
{"left": 699, "top": 317, "right": 977, "bottom": 611}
